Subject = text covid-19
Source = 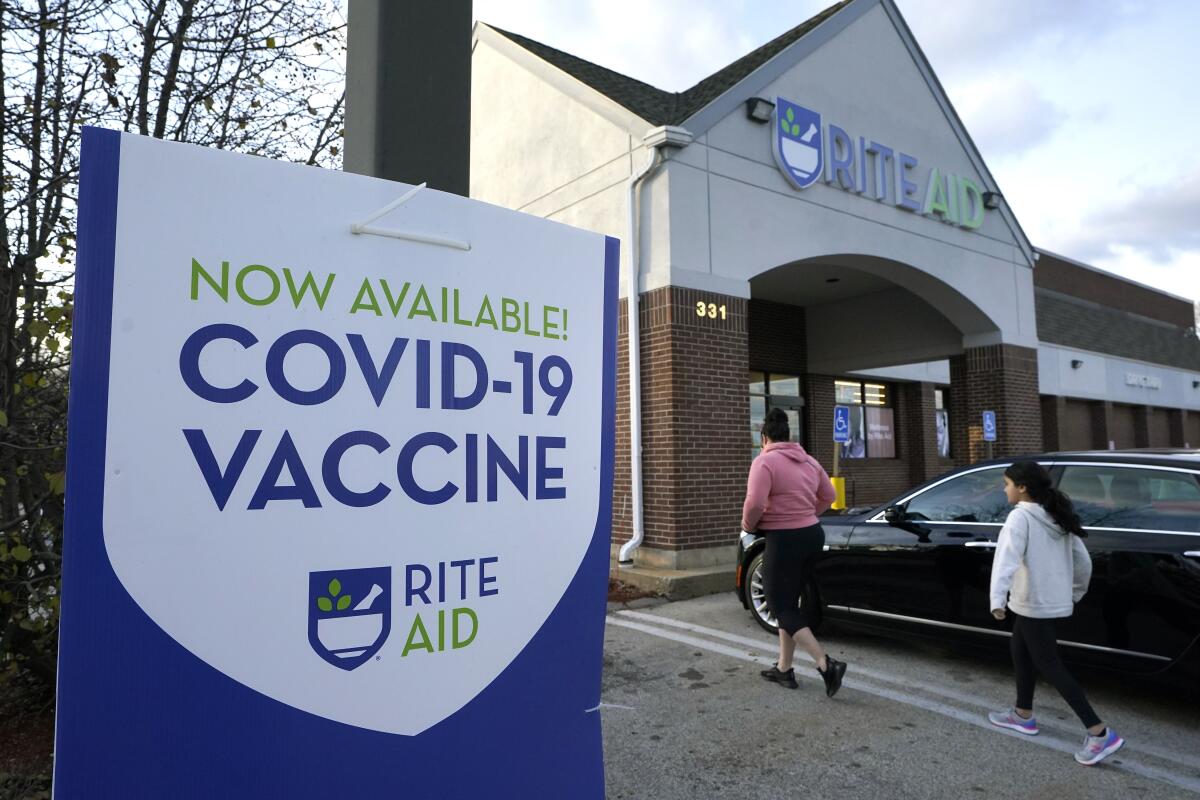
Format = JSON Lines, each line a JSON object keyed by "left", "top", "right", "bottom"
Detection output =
{"left": 177, "top": 324, "right": 575, "bottom": 510}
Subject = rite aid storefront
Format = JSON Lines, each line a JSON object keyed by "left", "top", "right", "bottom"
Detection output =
{"left": 469, "top": 0, "right": 1200, "bottom": 570}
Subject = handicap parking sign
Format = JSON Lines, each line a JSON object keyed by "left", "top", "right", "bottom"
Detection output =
{"left": 982, "top": 410, "right": 997, "bottom": 442}
{"left": 834, "top": 405, "right": 851, "bottom": 443}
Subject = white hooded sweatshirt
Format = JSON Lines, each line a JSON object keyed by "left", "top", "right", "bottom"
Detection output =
{"left": 989, "top": 501, "right": 1092, "bottom": 619}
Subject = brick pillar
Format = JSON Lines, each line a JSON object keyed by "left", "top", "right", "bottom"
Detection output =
{"left": 948, "top": 344, "right": 1042, "bottom": 463}
{"left": 905, "top": 382, "right": 940, "bottom": 484}
{"left": 1041, "top": 395, "right": 1067, "bottom": 451}
{"left": 805, "top": 374, "right": 839, "bottom": 492}
{"left": 614, "top": 287, "right": 749, "bottom": 567}
{"left": 1133, "top": 405, "right": 1152, "bottom": 448}
{"left": 1091, "top": 401, "right": 1114, "bottom": 450}
{"left": 1167, "top": 409, "right": 1188, "bottom": 447}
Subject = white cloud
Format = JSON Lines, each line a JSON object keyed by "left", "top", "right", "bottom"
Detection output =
{"left": 1087, "top": 247, "right": 1200, "bottom": 305}
{"left": 951, "top": 77, "right": 1067, "bottom": 159}
{"left": 1051, "top": 170, "right": 1200, "bottom": 268}
{"left": 895, "top": 0, "right": 1136, "bottom": 78}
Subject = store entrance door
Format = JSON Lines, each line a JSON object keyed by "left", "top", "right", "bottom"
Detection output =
{"left": 749, "top": 372, "right": 806, "bottom": 455}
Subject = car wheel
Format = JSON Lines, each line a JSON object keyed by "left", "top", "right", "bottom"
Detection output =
{"left": 744, "top": 550, "right": 779, "bottom": 634}
{"left": 744, "top": 550, "right": 822, "bottom": 635}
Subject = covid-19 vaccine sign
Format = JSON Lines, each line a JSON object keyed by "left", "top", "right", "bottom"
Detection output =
{"left": 55, "top": 128, "right": 616, "bottom": 797}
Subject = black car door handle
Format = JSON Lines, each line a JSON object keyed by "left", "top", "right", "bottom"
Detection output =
{"left": 964, "top": 541, "right": 997, "bottom": 549}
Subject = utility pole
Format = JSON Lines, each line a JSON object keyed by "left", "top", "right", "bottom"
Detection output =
{"left": 344, "top": 0, "right": 472, "bottom": 195}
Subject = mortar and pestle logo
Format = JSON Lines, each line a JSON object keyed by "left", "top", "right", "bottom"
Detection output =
{"left": 308, "top": 566, "right": 392, "bottom": 671}
{"left": 772, "top": 98, "right": 824, "bottom": 189}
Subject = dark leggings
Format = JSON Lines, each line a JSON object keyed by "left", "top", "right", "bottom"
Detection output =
{"left": 1011, "top": 613, "right": 1101, "bottom": 728}
{"left": 763, "top": 524, "right": 825, "bottom": 636}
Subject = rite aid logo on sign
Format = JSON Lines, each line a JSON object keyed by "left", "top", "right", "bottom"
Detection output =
{"left": 308, "top": 567, "right": 391, "bottom": 670}
{"left": 770, "top": 96, "right": 988, "bottom": 230}
{"left": 773, "top": 98, "right": 823, "bottom": 189}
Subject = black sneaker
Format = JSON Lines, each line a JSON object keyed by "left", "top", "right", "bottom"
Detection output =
{"left": 760, "top": 665, "right": 798, "bottom": 689}
{"left": 818, "top": 657, "right": 846, "bottom": 697}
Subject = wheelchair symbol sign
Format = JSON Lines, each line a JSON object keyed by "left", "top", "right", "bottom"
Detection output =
{"left": 982, "top": 410, "right": 997, "bottom": 442}
{"left": 833, "top": 405, "right": 851, "bottom": 443}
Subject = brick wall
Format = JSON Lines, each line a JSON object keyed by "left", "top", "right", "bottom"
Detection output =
{"left": 748, "top": 299, "right": 807, "bottom": 378}
{"left": 1035, "top": 251, "right": 1196, "bottom": 329}
{"left": 614, "top": 288, "right": 749, "bottom": 553}
{"left": 1040, "top": 395, "right": 1066, "bottom": 451}
{"left": 948, "top": 344, "right": 1043, "bottom": 462}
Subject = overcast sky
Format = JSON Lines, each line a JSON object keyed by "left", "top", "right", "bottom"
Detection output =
{"left": 473, "top": 0, "right": 1200, "bottom": 307}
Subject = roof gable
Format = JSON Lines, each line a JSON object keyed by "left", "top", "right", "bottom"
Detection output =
{"left": 483, "top": 1, "right": 851, "bottom": 127}
{"left": 481, "top": 0, "right": 1035, "bottom": 263}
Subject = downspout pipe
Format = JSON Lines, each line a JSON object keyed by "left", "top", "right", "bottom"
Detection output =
{"left": 618, "top": 125, "right": 693, "bottom": 566}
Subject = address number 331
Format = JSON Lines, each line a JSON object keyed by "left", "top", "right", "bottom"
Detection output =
{"left": 695, "top": 301, "right": 728, "bottom": 321}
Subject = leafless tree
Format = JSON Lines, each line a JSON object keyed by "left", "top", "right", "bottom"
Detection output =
{"left": 0, "top": 0, "right": 346, "bottom": 696}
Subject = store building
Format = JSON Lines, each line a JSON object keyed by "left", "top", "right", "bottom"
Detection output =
{"left": 469, "top": 0, "right": 1200, "bottom": 571}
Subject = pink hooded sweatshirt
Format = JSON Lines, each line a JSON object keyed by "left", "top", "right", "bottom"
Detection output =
{"left": 741, "top": 442, "right": 836, "bottom": 531}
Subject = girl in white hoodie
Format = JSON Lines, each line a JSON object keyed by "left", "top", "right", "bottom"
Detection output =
{"left": 988, "top": 461, "right": 1124, "bottom": 766}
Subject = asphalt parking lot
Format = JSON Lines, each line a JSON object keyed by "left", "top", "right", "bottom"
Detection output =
{"left": 600, "top": 594, "right": 1200, "bottom": 800}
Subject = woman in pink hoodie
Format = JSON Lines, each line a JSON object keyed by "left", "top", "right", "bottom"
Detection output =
{"left": 744, "top": 407, "right": 846, "bottom": 697}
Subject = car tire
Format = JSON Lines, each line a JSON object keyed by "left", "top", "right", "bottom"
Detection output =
{"left": 743, "top": 549, "right": 822, "bottom": 636}
{"left": 744, "top": 550, "right": 779, "bottom": 634}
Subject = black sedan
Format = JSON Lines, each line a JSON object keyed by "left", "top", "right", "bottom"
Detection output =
{"left": 735, "top": 450, "right": 1200, "bottom": 681}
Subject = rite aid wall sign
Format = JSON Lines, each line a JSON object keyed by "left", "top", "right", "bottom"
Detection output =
{"left": 57, "top": 128, "right": 616, "bottom": 797}
{"left": 772, "top": 96, "right": 988, "bottom": 230}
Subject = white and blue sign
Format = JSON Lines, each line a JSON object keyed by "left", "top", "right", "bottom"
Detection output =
{"left": 772, "top": 97, "right": 823, "bottom": 189}
{"left": 56, "top": 128, "right": 617, "bottom": 797}
{"left": 982, "top": 410, "right": 998, "bottom": 442}
{"left": 833, "top": 405, "right": 851, "bottom": 443}
{"left": 770, "top": 95, "right": 988, "bottom": 231}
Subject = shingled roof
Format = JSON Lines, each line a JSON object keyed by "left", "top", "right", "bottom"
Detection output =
{"left": 485, "top": 0, "right": 852, "bottom": 126}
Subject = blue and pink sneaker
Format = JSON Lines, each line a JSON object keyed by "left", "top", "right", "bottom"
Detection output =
{"left": 987, "top": 708, "right": 1039, "bottom": 735}
{"left": 1074, "top": 727, "right": 1124, "bottom": 765}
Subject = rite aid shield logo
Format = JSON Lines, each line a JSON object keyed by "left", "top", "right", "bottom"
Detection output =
{"left": 773, "top": 98, "right": 822, "bottom": 189}
{"left": 308, "top": 567, "right": 391, "bottom": 671}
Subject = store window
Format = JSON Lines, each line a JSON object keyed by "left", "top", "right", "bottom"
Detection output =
{"left": 935, "top": 387, "right": 951, "bottom": 458}
{"left": 835, "top": 379, "right": 895, "bottom": 459}
{"left": 749, "top": 371, "right": 804, "bottom": 455}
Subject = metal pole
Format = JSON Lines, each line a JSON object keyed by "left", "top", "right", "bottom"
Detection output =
{"left": 345, "top": 0, "right": 473, "bottom": 195}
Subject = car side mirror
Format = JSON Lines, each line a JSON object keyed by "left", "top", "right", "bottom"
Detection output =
{"left": 884, "top": 505, "right": 906, "bottom": 524}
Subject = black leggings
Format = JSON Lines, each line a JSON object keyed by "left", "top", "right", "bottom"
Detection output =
{"left": 762, "top": 524, "right": 824, "bottom": 636}
{"left": 1011, "top": 613, "right": 1101, "bottom": 729}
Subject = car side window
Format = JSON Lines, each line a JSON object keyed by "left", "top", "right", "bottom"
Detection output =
{"left": 1057, "top": 465, "right": 1200, "bottom": 532}
{"left": 904, "top": 467, "right": 1010, "bottom": 523}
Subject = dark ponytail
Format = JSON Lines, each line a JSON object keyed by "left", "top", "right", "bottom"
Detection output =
{"left": 1005, "top": 461, "right": 1086, "bottom": 537}
{"left": 761, "top": 407, "right": 790, "bottom": 443}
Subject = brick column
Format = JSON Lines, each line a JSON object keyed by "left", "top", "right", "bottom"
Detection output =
{"left": 1133, "top": 405, "right": 1152, "bottom": 448}
{"left": 948, "top": 344, "right": 1042, "bottom": 463}
{"left": 1091, "top": 401, "right": 1114, "bottom": 450}
{"left": 614, "top": 287, "right": 749, "bottom": 567}
{"left": 1040, "top": 395, "right": 1067, "bottom": 451}
{"left": 904, "top": 382, "right": 941, "bottom": 485}
{"left": 1167, "top": 409, "right": 1188, "bottom": 448}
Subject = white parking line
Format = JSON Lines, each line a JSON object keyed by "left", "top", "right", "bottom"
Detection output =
{"left": 607, "top": 615, "right": 1200, "bottom": 796}
{"left": 615, "top": 609, "right": 1200, "bottom": 772}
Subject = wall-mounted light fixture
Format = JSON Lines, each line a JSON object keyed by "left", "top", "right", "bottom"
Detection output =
{"left": 1070, "top": 359, "right": 1083, "bottom": 369}
{"left": 982, "top": 191, "right": 1003, "bottom": 210}
{"left": 745, "top": 97, "right": 775, "bottom": 123}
